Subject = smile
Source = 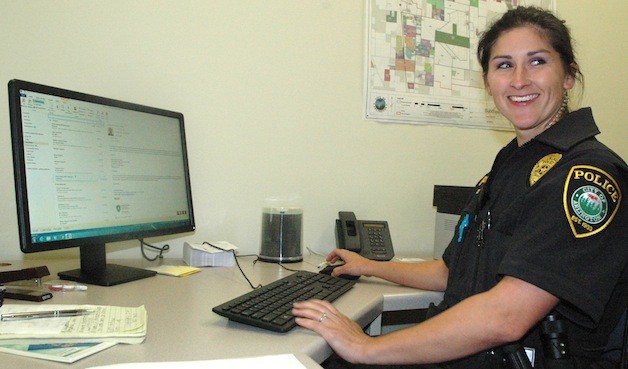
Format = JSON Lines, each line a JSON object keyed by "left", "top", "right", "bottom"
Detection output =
{"left": 509, "top": 94, "right": 539, "bottom": 102}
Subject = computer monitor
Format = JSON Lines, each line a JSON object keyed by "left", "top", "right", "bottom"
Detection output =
{"left": 8, "top": 79, "right": 195, "bottom": 286}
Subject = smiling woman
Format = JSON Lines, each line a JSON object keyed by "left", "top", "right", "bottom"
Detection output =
{"left": 483, "top": 25, "right": 575, "bottom": 145}
{"left": 292, "top": 6, "right": 627, "bottom": 369}
{"left": 476, "top": 7, "right": 583, "bottom": 146}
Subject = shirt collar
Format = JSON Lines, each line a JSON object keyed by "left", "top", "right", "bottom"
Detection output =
{"left": 532, "top": 107, "right": 600, "bottom": 151}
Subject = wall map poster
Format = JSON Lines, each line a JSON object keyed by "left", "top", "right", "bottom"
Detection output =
{"left": 364, "top": 0, "right": 554, "bottom": 130}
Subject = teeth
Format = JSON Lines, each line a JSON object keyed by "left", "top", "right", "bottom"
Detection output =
{"left": 510, "top": 94, "right": 538, "bottom": 102}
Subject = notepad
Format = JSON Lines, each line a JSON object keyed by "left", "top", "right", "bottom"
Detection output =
{"left": 0, "top": 304, "right": 147, "bottom": 344}
{"left": 146, "top": 265, "right": 200, "bottom": 277}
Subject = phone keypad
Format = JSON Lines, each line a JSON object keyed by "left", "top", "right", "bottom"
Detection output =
{"left": 366, "top": 227, "right": 389, "bottom": 257}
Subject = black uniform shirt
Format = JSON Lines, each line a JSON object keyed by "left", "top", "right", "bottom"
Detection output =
{"left": 441, "top": 108, "right": 627, "bottom": 366}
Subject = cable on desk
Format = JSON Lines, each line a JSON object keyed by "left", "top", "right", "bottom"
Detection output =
{"left": 203, "top": 242, "right": 262, "bottom": 290}
{"left": 305, "top": 246, "right": 326, "bottom": 257}
{"left": 277, "top": 263, "right": 301, "bottom": 272}
{"left": 139, "top": 239, "right": 170, "bottom": 261}
{"left": 250, "top": 254, "right": 302, "bottom": 272}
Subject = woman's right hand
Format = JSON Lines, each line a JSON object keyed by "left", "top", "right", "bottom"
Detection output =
{"left": 325, "top": 249, "right": 375, "bottom": 278}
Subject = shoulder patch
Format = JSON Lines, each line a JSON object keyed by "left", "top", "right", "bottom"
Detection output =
{"left": 563, "top": 165, "right": 622, "bottom": 238}
{"left": 530, "top": 153, "right": 562, "bottom": 186}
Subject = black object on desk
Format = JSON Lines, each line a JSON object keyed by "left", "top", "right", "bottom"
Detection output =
{"left": 4, "top": 287, "right": 53, "bottom": 302}
{"left": 213, "top": 270, "right": 356, "bottom": 332}
{"left": 319, "top": 264, "right": 360, "bottom": 280}
{"left": 0, "top": 266, "right": 53, "bottom": 302}
{"left": 0, "top": 266, "right": 50, "bottom": 284}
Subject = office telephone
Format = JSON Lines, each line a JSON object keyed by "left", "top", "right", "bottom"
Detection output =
{"left": 335, "top": 212, "right": 394, "bottom": 261}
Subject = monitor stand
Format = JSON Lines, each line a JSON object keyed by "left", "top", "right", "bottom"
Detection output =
{"left": 58, "top": 243, "right": 156, "bottom": 286}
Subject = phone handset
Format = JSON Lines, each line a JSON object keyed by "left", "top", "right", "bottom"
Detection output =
{"left": 335, "top": 211, "right": 395, "bottom": 261}
{"left": 338, "top": 211, "right": 362, "bottom": 252}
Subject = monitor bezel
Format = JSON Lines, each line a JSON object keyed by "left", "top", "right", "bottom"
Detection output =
{"left": 8, "top": 79, "right": 196, "bottom": 255}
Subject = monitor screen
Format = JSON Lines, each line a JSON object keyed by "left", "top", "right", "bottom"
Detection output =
{"left": 8, "top": 79, "right": 195, "bottom": 286}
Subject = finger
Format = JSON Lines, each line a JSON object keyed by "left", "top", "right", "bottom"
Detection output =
{"left": 311, "top": 300, "right": 338, "bottom": 315}
{"left": 330, "top": 261, "right": 358, "bottom": 278}
{"left": 291, "top": 302, "right": 323, "bottom": 316}
{"left": 293, "top": 308, "right": 337, "bottom": 331}
{"left": 297, "top": 301, "right": 338, "bottom": 317}
{"left": 331, "top": 266, "right": 344, "bottom": 277}
{"left": 292, "top": 312, "right": 330, "bottom": 334}
{"left": 294, "top": 315, "right": 325, "bottom": 331}
{"left": 292, "top": 307, "right": 326, "bottom": 322}
{"left": 292, "top": 299, "right": 326, "bottom": 311}
{"left": 292, "top": 302, "right": 326, "bottom": 320}
{"left": 326, "top": 250, "right": 342, "bottom": 263}
{"left": 292, "top": 300, "right": 338, "bottom": 321}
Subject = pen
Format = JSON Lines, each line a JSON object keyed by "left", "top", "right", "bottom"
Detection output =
{"left": 46, "top": 282, "right": 88, "bottom": 292}
{"left": 0, "top": 308, "right": 94, "bottom": 321}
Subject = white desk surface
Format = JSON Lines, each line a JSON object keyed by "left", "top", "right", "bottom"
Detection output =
{"left": 0, "top": 256, "right": 443, "bottom": 368}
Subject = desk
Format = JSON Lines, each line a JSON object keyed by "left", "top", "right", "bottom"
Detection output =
{"left": 0, "top": 256, "right": 443, "bottom": 368}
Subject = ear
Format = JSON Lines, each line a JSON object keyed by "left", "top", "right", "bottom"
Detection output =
{"left": 563, "top": 74, "right": 575, "bottom": 90}
{"left": 483, "top": 73, "right": 492, "bottom": 96}
{"left": 563, "top": 63, "right": 577, "bottom": 90}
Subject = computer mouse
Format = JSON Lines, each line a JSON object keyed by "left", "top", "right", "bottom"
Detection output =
{"left": 319, "top": 265, "right": 360, "bottom": 280}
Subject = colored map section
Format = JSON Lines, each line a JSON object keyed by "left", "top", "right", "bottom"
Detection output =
{"left": 365, "top": 0, "right": 554, "bottom": 130}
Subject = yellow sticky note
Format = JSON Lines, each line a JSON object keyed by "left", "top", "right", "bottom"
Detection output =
{"left": 148, "top": 265, "right": 201, "bottom": 277}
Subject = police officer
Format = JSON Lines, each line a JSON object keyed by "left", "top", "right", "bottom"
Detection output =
{"left": 292, "top": 6, "right": 627, "bottom": 369}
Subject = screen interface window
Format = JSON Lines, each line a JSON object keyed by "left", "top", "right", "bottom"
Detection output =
{"left": 19, "top": 90, "right": 190, "bottom": 244}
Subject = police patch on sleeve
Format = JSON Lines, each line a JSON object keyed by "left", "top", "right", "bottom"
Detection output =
{"left": 563, "top": 165, "right": 622, "bottom": 238}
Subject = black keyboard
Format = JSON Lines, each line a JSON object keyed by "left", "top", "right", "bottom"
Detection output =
{"left": 212, "top": 270, "right": 356, "bottom": 332}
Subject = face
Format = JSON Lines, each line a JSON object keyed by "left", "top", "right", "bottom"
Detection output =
{"left": 484, "top": 26, "right": 575, "bottom": 144}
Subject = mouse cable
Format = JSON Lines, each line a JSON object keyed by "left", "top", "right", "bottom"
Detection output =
{"left": 139, "top": 239, "right": 170, "bottom": 261}
{"left": 250, "top": 256, "right": 302, "bottom": 272}
{"left": 203, "top": 242, "right": 262, "bottom": 290}
{"left": 278, "top": 263, "right": 301, "bottom": 272}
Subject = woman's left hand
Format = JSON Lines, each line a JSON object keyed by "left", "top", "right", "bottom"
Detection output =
{"left": 292, "top": 299, "right": 372, "bottom": 364}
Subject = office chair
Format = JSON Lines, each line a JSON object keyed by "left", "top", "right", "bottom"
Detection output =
{"left": 618, "top": 309, "right": 627, "bottom": 369}
{"left": 598, "top": 308, "right": 627, "bottom": 369}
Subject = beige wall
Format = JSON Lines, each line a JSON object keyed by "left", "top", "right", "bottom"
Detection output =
{"left": 0, "top": 1, "right": 625, "bottom": 261}
{"left": 556, "top": 0, "right": 627, "bottom": 154}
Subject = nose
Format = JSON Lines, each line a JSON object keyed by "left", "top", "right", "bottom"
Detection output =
{"left": 511, "top": 66, "right": 531, "bottom": 89}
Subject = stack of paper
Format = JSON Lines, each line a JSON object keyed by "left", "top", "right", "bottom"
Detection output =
{"left": 183, "top": 241, "right": 237, "bottom": 267}
{"left": 0, "top": 304, "right": 147, "bottom": 363}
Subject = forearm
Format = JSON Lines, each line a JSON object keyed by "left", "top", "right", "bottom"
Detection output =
{"left": 361, "top": 292, "right": 509, "bottom": 364}
{"left": 363, "top": 259, "right": 449, "bottom": 291}
{"left": 357, "top": 277, "right": 558, "bottom": 365}
{"left": 327, "top": 249, "right": 448, "bottom": 291}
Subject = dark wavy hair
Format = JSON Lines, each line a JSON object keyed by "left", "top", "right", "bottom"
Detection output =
{"left": 477, "top": 6, "right": 583, "bottom": 86}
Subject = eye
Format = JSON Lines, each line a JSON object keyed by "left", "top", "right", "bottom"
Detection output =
{"left": 530, "top": 58, "right": 547, "bottom": 66}
{"left": 496, "top": 61, "right": 512, "bottom": 69}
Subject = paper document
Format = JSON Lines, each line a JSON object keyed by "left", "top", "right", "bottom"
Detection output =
{"left": 0, "top": 304, "right": 147, "bottom": 344}
{"left": 0, "top": 341, "right": 116, "bottom": 363}
{"left": 87, "top": 353, "right": 308, "bottom": 369}
{"left": 183, "top": 241, "right": 237, "bottom": 267}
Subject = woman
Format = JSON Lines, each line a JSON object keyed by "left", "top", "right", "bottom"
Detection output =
{"left": 292, "top": 7, "right": 627, "bottom": 369}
